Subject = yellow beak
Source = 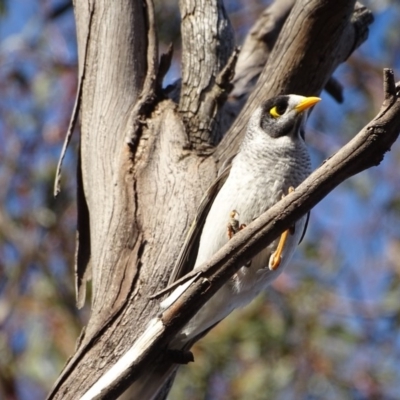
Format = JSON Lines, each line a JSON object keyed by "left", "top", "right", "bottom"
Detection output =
{"left": 294, "top": 96, "right": 321, "bottom": 113}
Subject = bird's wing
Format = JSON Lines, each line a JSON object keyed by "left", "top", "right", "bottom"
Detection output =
{"left": 149, "top": 159, "right": 234, "bottom": 300}
{"left": 168, "top": 163, "right": 232, "bottom": 284}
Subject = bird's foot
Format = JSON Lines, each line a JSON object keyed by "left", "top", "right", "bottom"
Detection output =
{"left": 268, "top": 187, "right": 295, "bottom": 271}
{"left": 227, "top": 210, "right": 250, "bottom": 269}
{"left": 227, "top": 210, "right": 246, "bottom": 239}
{"left": 227, "top": 210, "right": 239, "bottom": 239}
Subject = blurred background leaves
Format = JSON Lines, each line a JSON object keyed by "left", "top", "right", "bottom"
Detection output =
{"left": 1, "top": 0, "right": 400, "bottom": 399}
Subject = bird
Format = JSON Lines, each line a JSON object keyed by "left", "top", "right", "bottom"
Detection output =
{"left": 132, "top": 94, "right": 320, "bottom": 399}
{"left": 164, "top": 94, "right": 319, "bottom": 343}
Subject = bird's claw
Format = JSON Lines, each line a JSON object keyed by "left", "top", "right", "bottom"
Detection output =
{"left": 227, "top": 210, "right": 246, "bottom": 239}
{"left": 227, "top": 210, "right": 250, "bottom": 268}
{"left": 286, "top": 186, "right": 295, "bottom": 196}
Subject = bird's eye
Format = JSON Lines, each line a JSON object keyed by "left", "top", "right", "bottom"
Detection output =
{"left": 269, "top": 103, "right": 287, "bottom": 118}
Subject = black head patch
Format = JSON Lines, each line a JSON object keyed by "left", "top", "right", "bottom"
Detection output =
{"left": 260, "top": 95, "right": 296, "bottom": 138}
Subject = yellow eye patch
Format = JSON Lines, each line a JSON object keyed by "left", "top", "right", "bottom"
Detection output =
{"left": 270, "top": 106, "right": 281, "bottom": 118}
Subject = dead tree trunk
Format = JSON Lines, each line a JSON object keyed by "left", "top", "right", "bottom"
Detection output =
{"left": 47, "top": 0, "right": 386, "bottom": 398}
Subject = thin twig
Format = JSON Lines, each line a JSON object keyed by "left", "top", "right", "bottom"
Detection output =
{"left": 53, "top": 7, "right": 94, "bottom": 197}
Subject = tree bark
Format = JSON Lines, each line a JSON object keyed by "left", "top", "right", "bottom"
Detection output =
{"left": 48, "top": 0, "right": 377, "bottom": 398}
{"left": 179, "top": 0, "right": 235, "bottom": 147}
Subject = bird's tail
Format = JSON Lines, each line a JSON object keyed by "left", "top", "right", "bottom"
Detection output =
{"left": 128, "top": 361, "right": 179, "bottom": 400}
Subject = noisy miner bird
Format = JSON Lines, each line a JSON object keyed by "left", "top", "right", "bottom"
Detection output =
{"left": 135, "top": 94, "right": 320, "bottom": 399}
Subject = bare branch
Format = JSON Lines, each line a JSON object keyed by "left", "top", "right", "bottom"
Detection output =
{"left": 79, "top": 69, "right": 400, "bottom": 400}
{"left": 384, "top": 68, "right": 396, "bottom": 101}
{"left": 231, "top": 0, "right": 295, "bottom": 98}
{"left": 53, "top": 7, "right": 94, "bottom": 198}
{"left": 48, "top": 0, "right": 156, "bottom": 396}
{"left": 125, "top": 0, "right": 158, "bottom": 147}
{"left": 215, "top": 0, "right": 373, "bottom": 165}
{"left": 218, "top": 0, "right": 350, "bottom": 136}
{"left": 179, "top": 0, "right": 234, "bottom": 147}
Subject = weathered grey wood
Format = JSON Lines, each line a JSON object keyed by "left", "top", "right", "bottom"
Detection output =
{"left": 73, "top": 0, "right": 151, "bottom": 327}
{"left": 49, "top": 0, "right": 154, "bottom": 397}
{"left": 232, "top": 0, "right": 295, "bottom": 98}
{"left": 215, "top": 0, "right": 373, "bottom": 166}
{"left": 179, "top": 0, "right": 235, "bottom": 147}
{"left": 218, "top": 0, "right": 297, "bottom": 138}
{"left": 48, "top": 0, "right": 375, "bottom": 399}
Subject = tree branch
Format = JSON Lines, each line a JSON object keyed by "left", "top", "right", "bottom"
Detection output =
{"left": 232, "top": 1, "right": 371, "bottom": 104}
{"left": 217, "top": 0, "right": 296, "bottom": 138}
{"left": 125, "top": 0, "right": 158, "bottom": 148}
{"left": 215, "top": 0, "right": 373, "bottom": 165}
{"left": 231, "top": 0, "right": 295, "bottom": 99}
{"left": 179, "top": 0, "right": 234, "bottom": 147}
{"left": 80, "top": 69, "right": 400, "bottom": 400}
{"left": 53, "top": 7, "right": 94, "bottom": 198}
{"left": 48, "top": 0, "right": 155, "bottom": 397}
